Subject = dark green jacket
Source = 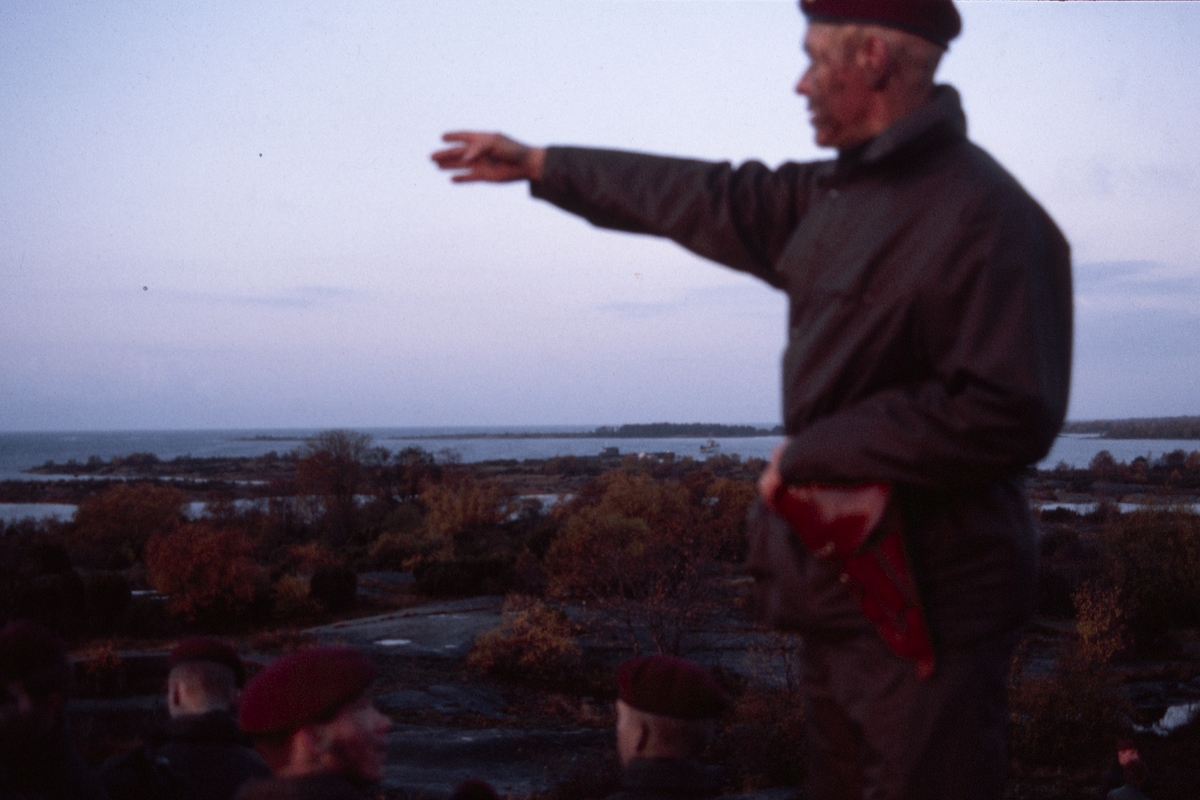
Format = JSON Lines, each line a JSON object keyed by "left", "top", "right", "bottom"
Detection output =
{"left": 1, "top": 725, "right": 108, "bottom": 800}
{"left": 100, "top": 711, "right": 270, "bottom": 800}
{"left": 604, "top": 759, "right": 719, "bottom": 800}
{"left": 233, "top": 774, "right": 371, "bottom": 800}
{"left": 532, "top": 86, "right": 1073, "bottom": 647}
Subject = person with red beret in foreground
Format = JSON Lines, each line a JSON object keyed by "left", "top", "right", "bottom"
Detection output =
{"left": 100, "top": 637, "right": 271, "bottom": 800}
{"left": 605, "top": 656, "right": 729, "bottom": 800}
{"left": 233, "top": 648, "right": 391, "bottom": 800}
{"left": 433, "top": 0, "right": 1072, "bottom": 796}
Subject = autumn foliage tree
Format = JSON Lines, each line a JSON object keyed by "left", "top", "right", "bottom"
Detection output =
{"left": 297, "top": 429, "right": 380, "bottom": 545}
{"left": 71, "top": 483, "right": 186, "bottom": 568}
{"left": 387, "top": 446, "right": 441, "bottom": 502}
{"left": 1098, "top": 508, "right": 1200, "bottom": 650}
{"left": 466, "top": 595, "right": 582, "bottom": 686}
{"left": 145, "top": 522, "right": 265, "bottom": 623}
{"left": 422, "top": 472, "right": 518, "bottom": 535}
{"left": 545, "top": 470, "right": 743, "bottom": 654}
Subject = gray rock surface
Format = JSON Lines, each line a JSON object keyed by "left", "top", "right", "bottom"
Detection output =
{"left": 376, "top": 685, "right": 507, "bottom": 717}
{"left": 382, "top": 723, "right": 611, "bottom": 798}
{"left": 306, "top": 596, "right": 504, "bottom": 658}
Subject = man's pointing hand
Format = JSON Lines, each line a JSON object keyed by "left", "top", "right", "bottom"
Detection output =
{"left": 432, "top": 131, "right": 546, "bottom": 183}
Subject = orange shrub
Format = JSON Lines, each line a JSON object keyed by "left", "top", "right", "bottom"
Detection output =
{"left": 466, "top": 595, "right": 581, "bottom": 685}
{"left": 145, "top": 522, "right": 265, "bottom": 622}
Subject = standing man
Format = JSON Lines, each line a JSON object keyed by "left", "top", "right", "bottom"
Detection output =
{"left": 432, "top": 1, "right": 1072, "bottom": 798}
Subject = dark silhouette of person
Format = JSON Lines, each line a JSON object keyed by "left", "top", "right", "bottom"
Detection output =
{"left": 1, "top": 620, "right": 108, "bottom": 800}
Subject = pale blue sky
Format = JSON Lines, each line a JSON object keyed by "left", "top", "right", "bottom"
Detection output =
{"left": 2, "top": 1, "right": 1197, "bottom": 430}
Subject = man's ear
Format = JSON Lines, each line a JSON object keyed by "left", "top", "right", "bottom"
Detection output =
{"left": 275, "top": 724, "right": 327, "bottom": 777}
{"left": 857, "top": 34, "right": 893, "bottom": 90}
{"left": 291, "top": 723, "right": 326, "bottom": 765}
{"left": 633, "top": 718, "right": 652, "bottom": 758}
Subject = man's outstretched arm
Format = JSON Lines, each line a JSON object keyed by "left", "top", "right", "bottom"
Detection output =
{"left": 432, "top": 131, "right": 546, "bottom": 183}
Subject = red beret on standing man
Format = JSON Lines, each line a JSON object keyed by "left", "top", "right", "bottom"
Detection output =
{"left": 799, "top": 0, "right": 962, "bottom": 48}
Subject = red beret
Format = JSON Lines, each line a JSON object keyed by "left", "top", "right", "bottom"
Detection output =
{"left": 169, "top": 637, "right": 246, "bottom": 687}
{"left": 238, "top": 646, "right": 378, "bottom": 736}
{"left": 800, "top": 0, "right": 962, "bottom": 49}
{"left": 617, "top": 655, "right": 729, "bottom": 720}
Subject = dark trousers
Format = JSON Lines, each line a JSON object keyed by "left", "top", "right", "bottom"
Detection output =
{"left": 802, "top": 627, "right": 1017, "bottom": 800}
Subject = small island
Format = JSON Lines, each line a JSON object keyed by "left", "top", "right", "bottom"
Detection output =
{"left": 1062, "top": 415, "right": 1200, "bottom": 439}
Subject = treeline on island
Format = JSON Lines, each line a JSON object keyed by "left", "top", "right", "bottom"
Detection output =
{"left": 591, "top": 422, "right": 783, "bottom": 437}
{"left": 1063, "top": 415, "right": 1200, "bottom": 439}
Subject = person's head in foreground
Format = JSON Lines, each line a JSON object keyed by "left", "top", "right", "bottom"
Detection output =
{"left": 615, "top": 655, "right": 730, "bottom": 766}
{"left": 167, "top": 636, "right": 247, "bottom": 719}
{"left": 0, "top": 620, "right": 73, "bottom": 753}
{"left": 796, "top": 0, "right": 960, "bottom": 149}
{"left": 238, "top": 646, "right": 391, "bottom": 785}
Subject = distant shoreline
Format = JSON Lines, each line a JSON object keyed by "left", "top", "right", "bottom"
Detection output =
{"left": 228, "top": 417, "right": 1200, "bottom": 442}
{"left": 235, "top": 422, "right": 785, "bottom": 443}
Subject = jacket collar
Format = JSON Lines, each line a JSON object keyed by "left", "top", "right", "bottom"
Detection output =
{"left": 835, "top": 84, "right": 967, "bottom": 177}
{"left": 155, "top": 709, "right": 246, "bottom": 745}
{"left": 621, "top": 757, "right": 720, "bottom": 795}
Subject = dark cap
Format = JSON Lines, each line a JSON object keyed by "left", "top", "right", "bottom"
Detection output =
{"left": 800, "top": 0, "right": 962, "bottom": 49}
{"left": 617, "top": 655, "right": 729, "bottom": 720}
{"left": 238, "top": 646, "right": 378, "bottom": 736}
{"left": 169, "top": 637, "right": 246, "bottom": 687}
{"left": 0, "top": 620, "right": 71, "bottom": 698}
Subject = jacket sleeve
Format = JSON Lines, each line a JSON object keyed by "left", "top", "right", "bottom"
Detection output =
{"left": 779, "top": 189, "right": 1073, "bottom": 489}
{"left": 531, "top": 146, "right": 818, "bottom": 287}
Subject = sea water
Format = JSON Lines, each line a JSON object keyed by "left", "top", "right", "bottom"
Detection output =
{"left": 0, "top": 427, "right": 782, "bottom": 482}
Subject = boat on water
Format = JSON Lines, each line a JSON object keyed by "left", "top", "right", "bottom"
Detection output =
{"left": 699, "top": 438, "right": 720, "bottom": 454}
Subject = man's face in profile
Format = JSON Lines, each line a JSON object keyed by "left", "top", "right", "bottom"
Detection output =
{"left": 320, "top": 694, "right": 392, "bottom": 783}
{"left": 796, "top": 23, "right": 874, "bottom": 149}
